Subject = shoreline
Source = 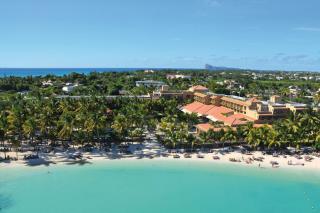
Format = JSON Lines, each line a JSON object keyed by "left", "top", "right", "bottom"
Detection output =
{"left": 1, "top": 150, "right": 320, "bottom": 173}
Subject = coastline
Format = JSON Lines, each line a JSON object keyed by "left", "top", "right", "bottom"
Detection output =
{"left": 1, "top": 150, "right": 320, "bottom": 173}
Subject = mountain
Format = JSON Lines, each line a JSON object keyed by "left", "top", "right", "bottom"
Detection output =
{"left": 205, "top": 64, "right": 243, "bottom": 71}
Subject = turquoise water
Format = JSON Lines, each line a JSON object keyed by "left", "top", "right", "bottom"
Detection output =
{"left": 1, "top": 161, "right": 320, "bottom": 213}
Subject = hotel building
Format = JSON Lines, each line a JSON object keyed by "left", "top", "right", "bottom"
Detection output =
{"left": 182, "top": 86, "right": 308, "bottom": 132}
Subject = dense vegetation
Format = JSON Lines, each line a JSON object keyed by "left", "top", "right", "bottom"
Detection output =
{"left": 159, "top": 111, "right": 320, "bottom": 150}
{"left": 0, "top": 95, "right": 320, "bottom": 160}
{"left": 1, "top": 70, "right": 319, "bottom": 104}
{"left": 0, "top": 70, "right": 320, "bottom": 159}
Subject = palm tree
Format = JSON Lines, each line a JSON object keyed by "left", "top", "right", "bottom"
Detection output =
{"left": 266, "top": 126, "right": 280, "bottom": 149}
{"left": 313, "top": 92, "right": 320, "bottom": 106}
{"left": 112, "top": 114, "right": 129, "bottom": 140}
{"left": 246, "top": 127, "right": 261, "bottom": 148}
{"left": 221, "top": 127, "right": 237, "bottom": 147}
{"left": 315, "top": 134, "right": 320, "bottom": 151}
{"left": 207, "top": 129, "right": 217, "bottom": 147}
{"left": 177, "top": 122, "right": 188, "bottom": 146}
{"left": 22, "top": 117, "right": 38, "bottom": 149}
{"left": 38, "top": 99, "right": 56, "bottom": 145}
{"left": 239, "top": 122, "right": 254, "bottom": 142}
{"left": 199, "top": 131, "right": 209, "bottom": 148}
{"left": 58, "top": 112, "right": 75, "bottom": 147}
{"left": 7, "top": 104, "right": 25, "bottom": 142}
{"left": 0, "top": 111, "right": 9, "bottom": 159}
{"left": 283, "top": 113, "right": 303, "bottom": 149}
{"left": 186, "top": 133, "right": 196, "bottom": 150}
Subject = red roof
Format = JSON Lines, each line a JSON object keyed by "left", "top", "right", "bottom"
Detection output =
{"left": 207, "top": 106, "right": 233, "bottom": 115}
{"left": 206, "top": 106, "right": 255, "bottom": 126}
{"left": 206, "top": 106, "right": 234, "bottom": 122}
{"left": 183, "top": 101, "right": 256, "bottom": 126}
{"left": 196, "top": 105, "right": 216, "bottom": 115}
{"left": 196, "top": 123, "right": 214, "bottom": 132}
{"left": 224, "top": 113, "right": 256, "bottom": 126}
{"left": 182, "top": 102, "right": 205, "bottom": 113}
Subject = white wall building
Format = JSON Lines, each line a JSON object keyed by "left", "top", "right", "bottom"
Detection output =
{"left": 62, "top": 83, "right": 78, "bottom": 93}
{"left": 135, "top": 80, "right": 165, "bottom": 88}
{"left": 166, "top": 74, "right": 192, "bottom": 80}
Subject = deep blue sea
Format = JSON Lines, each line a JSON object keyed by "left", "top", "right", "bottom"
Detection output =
{"left": 0, "top": 68, "right": 150, "bottom": 77}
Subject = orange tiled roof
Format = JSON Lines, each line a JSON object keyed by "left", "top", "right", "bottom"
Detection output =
{"left": 207, "top": 107, "right": 255, "bottom": 126}
{"left": 195, "top": 104, "right": 216, "bottom": 115}
{"left": 196, "top": 123, "right": 214, "bottom": 132}
{"left": 182, "top": 102, "right": 205, "bottom": 113}
{"left": 224, "top": 114, "right": 256, "bottom": 126}
{"left": 207, "top": 106, "right": 233, "bottom": 116}
{"left": 207, "top": 108, "right": 232, "bottom": 123}
{"left": 183, "top": 101, "right": 256, "bottom": 127}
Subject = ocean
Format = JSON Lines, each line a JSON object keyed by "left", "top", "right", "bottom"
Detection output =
{"left": 1, "top": 160, "right": 319, "bottom": 213}
{"left": 0, "top": 68, "right": 147, "bottom": 77}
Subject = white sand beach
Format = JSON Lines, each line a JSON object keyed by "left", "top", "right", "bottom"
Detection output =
{"left": 1, "top": 146, "right": 320, "bottom": 171}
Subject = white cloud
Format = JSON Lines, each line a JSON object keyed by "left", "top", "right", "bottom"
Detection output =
{"left": 294, "top": 27, "right": 320, "bottom": 32}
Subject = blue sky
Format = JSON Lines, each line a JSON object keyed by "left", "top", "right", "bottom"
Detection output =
{"left": 0, "top": 0, "right": 319, "bottom": 71}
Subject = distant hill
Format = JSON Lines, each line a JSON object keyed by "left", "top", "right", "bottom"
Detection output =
{"left": 205, "top": 64, "right": 243, "bottom": 71}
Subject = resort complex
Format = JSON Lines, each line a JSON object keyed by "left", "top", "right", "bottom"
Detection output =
{"left": 2, "top": 1, "right": 320, "bottom": 212}
{"left": 0, "top": 70, "right": 320, "bottom": 171}
{"left": 1, "top": 70, "right": 320, "bottom": 213}
{"left": 158, "top": 84, "right": 308, "bottom": 132}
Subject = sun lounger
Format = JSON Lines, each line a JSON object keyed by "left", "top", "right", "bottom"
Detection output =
{"left": 184, "top": 153, "right": 192, "bottom": 158}
{"left": 288, "top": 160, "right": 304, "bottom": 166}
{"left": 304, "top": 156, "right": 313, "bottom": 162}
{"left": 229, "top": 158, "right": 235, "bottom": 162}
{"left": 197, "top": 154, "right": 204, "bottom": 159}
{"left": 173, "top": 154, "right": 180, "bottom": 159}
{"left": 212, "top": 156, "right": 220, "bottom": 160}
